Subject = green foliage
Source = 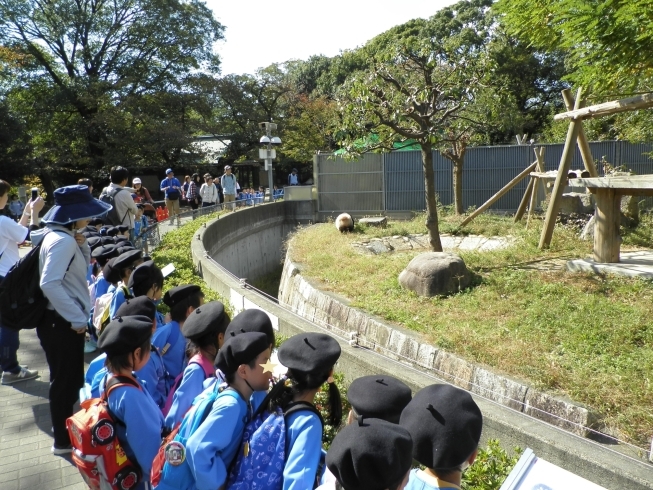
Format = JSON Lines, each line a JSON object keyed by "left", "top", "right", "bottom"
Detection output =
{"left": 494, "top": 0, "right": 653, "bottom": 92}
{"left": 462, "top": 440, "right": 522, "bottom": 490}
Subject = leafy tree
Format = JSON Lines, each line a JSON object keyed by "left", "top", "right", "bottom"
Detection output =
{"left": 494, "top": 0, "right": 653, "bottom": 92}
{"left": 0, "top": 0, "right": 224, "bottom": 181}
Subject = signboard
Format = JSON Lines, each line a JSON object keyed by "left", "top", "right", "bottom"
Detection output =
{"left": 500, "top": 449, "right": 607, "bottom": 490}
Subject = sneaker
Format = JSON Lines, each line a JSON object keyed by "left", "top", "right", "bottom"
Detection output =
{"left": 51, "top": 444, "right": 73, "bottom": 455}
{"left": 84, "top": 339, "right": 97, "bottom": 353}
{"left": 0, "top": 364, "right": 28, "bottom": 374}
{"left": 1, "top": 367, "right": 39, "bottom": 385}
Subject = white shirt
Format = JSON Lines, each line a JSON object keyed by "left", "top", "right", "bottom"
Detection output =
{"left": 0, "top": 216, "right": 28, "bottom": 276}
{"left": 199, "top": 183, "right": 218, "bottom": 203}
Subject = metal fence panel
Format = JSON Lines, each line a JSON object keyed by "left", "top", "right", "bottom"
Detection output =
{"left": 316, "top": 153, "right": 384, "bottom": 212}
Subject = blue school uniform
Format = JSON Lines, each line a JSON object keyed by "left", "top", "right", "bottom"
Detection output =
{"left": 85, "top": 353, "right": 107, "bottom": 387}
{"left": 283, "top": 411, "right": 323, "bottom": 490}
{"left": 164, "top": 363, "right": 210, "bottom": 430}
{"left": 109, "top": 285, "right": 131, "bottom": 320}
{"left": 136, "top": 346, "right": 169, "bottom": 409}
{"left": 103, "top": 378, "right": 165, "bottom": 490}
{"left": 404, "top": 469, "right": 461, "bottom": 490}
{"left": 184, "top": 389, "right": 253, "bottom": 490}
{"left": 151, "top": 320, "right": 186, "bottom": 380}
{"left": 94, "top": 275, "right": 111, "bottom": 300}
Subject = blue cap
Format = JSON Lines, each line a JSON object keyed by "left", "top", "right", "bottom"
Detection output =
{"left": 166, "top": 168, "right": 173, "bottom": 175}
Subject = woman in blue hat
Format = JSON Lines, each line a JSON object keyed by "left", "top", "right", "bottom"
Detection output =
{"left": 30, "top": 184, "right": 112, "bottom": 455}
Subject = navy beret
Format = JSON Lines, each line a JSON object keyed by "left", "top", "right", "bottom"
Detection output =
{"left": 163, "top": 284, "right": 202, "bottom": 308}
{"left": 102, "top": 258, "right": 121, "bottom": 285}
{"left": 115, "top": 296, "right": 157, "bottom": 321}
{"left": 400, "top": 384, "right": 482, "bottom": 471}
{"left": 327, "top": 418, "right": 413, "bottom": 490}
{"left": 98, "top": 315, "right": 153, "bottom": 356}
{"left": 215, "top": 331, "right": 269, "bottom": 374}
{"left": 128, "top": 261, "right": 163, "bottom": 290}
{"left": 182, "top": 301, "right": 230, "bottom": 340}
{"left": 113, "top": 249, "right": 142, "bottom": 270}
{"left": 225, "top": 309, "right": 274, "bottom": 346}
{"left": 92, "top": 244, "right": 118, "bottom": 260}
{"left": 278, "top": 333, "right": 340, "bottom": 374}
{"left": 347, "top": 375, "right": 412, "bottom": 424}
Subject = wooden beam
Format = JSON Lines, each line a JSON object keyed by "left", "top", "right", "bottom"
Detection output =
{"left": 539, "top": 88, "right": 584, "bottom": 249}
{"left": 460, "top": 162, "right": 537, "bottom": 227}
{"left": 561, "top": 89, "right": 599, "bottom": 177}
{"left": 554, "top": 92, "right": 653, "bottom": 121}
{"left": 514, "top": 176, "right": 534, "bottom": 222}
{"left": 527, "top": 177, "right": 539, "bottom": 229}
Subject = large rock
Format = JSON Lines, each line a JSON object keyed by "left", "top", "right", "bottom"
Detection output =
{"left": 621, "top": 195, "right": 639, "bottom": 226}
{"left": 398, "top": 252, "right": 472, "bottom": 297}
{"left": 359, "top": 216, "right": 387, "bottom": 228}
{"left": 559, "top": 192, "right": 594, "bottom": 214}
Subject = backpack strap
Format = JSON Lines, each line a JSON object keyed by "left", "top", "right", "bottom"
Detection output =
{"left": 102, "top": 375, "right": 140, "bottom": 402}
{"left": 188, "top": 353, "right": 215, "bottom": 379}
{"left": 284, "top": 401, "right": 324, "bottom": 428}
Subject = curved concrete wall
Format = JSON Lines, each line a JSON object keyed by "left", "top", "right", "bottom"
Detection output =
{"left": 192, "top": 203, "right": 653, "bottom": 490}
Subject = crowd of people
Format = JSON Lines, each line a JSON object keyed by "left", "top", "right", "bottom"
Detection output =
{"left": 0, "top": 170, "right": 482, "bottom": 490}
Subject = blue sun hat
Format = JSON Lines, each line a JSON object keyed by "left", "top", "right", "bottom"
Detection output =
{"left": 42, "top": 185, "right": 112, "bottom": 224}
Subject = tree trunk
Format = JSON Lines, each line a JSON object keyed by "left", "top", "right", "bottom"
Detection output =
{"left": 421, "top": 145, "right": 443, "bottom": 252}
{"left": 38, "top": 169, "right": 56, "bottom": 205}
{"left": 453, "top": 156, "right": 464, "bottom": 215}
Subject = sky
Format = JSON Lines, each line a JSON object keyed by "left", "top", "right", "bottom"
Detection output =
{"left": 205, "top": 0, "right": 459, "bottom": 76}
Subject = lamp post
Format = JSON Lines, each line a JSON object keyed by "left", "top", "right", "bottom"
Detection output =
{"left": 259, "top": 122, "right": 281, "bottom": 202}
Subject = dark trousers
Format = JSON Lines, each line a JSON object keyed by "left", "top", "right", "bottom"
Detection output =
{"left": 36, "top": 310, "right": 85, "bottom": 446}
{"left": 0, "top": 274, "right": 20, "bottom": 373}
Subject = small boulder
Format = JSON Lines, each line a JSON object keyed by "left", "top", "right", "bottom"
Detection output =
{"left": 399, "top": 252, "right": 472, "bottom": 297}
{"left": 359, "top": 217, "right": 387, "bottom": 228}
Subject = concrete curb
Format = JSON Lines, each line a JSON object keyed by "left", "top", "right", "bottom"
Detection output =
{"left": 192, "top": 203, "right": 653, "bottom": 490}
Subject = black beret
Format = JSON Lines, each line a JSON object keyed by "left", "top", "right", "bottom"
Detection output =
{"left": 115, "top": 296, "right": 157, "bottom": 321}
{"left": 128, "top": 261, "right": 163, "bottom": 290}
{"left": 182, "top": 301, "right": 230, "bottom": 341}
{"left": 399, "top": 384, "right": 482, "bottom": 471}
{"left": 81, "top": 225, "right": 100, "bottom": 234}
{"left": 89, "top": 218, "right": 104, "bottom": 227}
{"left": 113, "top": 249, "right": 142, "bottom": 270}
{"left": 225, "top": 309, "right": 274, "bottom": 346}
{"left": 102, "top": 258, "right": 121, "bottom": 284}
{"left": 327, "top": 418, "right": 413, "bottom": 490}
{"left": 98, "top": 315, "right": 153, "bottom": 356}
{"left": 87, "top": 236, "right": 102, "bottom": 250}
{"left": 141, "top": 254, "right": 152, "bottom": 262}
{"left": 92, "top": 244, "right": 118, "bottom": 260}
{"left": 278, "top": 333, "right": 341, "bottom": 374}
{"left": 116, "top": 225, "right": 129, "bottom": 233}
{"left": 116, "top": 245, "right": 136, "bottom": 256}
{"left": 347, "top": 375, "right": 412, "bottom": 424}
{"left": 100, "top": 236, "right": 116, "bottom": 246}
{"left": 215, "top": 331, "right": 269, "bottom": 374}
{"left": 163, "top": 284, "right": 201, "bottom": 308}
{"left": 104, "top": 226, "right": 120, "bottom": 237}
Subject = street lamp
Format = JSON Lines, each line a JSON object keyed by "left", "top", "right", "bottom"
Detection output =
{"left": 259, "top": 122, "right": 281, "bottom": 202}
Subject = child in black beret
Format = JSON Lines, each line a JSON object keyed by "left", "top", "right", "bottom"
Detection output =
{"left": 400, "top": 384, "right": 483, "bottom": 490}
{"left": 265, "top": 332, "right": 343, "bottom": 490}
{"left": 320, "top": 418, "right": 413, "bottom": 490}
{"left": 97, "top": 315, "right": 165, "bottom": 490}
{"left": 163, "top": 301, "right": 231, "bottom": 429}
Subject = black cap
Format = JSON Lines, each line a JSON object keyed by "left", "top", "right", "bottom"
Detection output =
{"left": 92, "top": 244, "right": 118, "bottom": 260}
{"left": 102, "top": 258, "right": 121, "bottom": 284}
{"left": 115, "top": 296, "right": 157, "bottom": 321}
{"left": 326, "top": 418, "right": 413, "bottom": 490}
{"left": 98, "top": 315, "right": 153, "bottom": 356}
{"left": 128, "top": 261, "right": 163, "bottom": 290}
{"left": 278, "top": 333, "right": 340, "bottom": 374}
{"left": 163, "top": 284, "right": 201, "bottom": 308}
{"left": 215, "top": 331, "right": 269, "bottom": 374}
{"left": 400, "top": 384, "right": 482, "bottom": 471}
{"left": 113, "top": 249, "right": 142, "bottom": 270}
{"left": 225, "top": 309, "right": 274, "bottom": 346}
{"left": 87, "top": 236, "right": 102, "bottom": 250}
{"left": 347, "top": 375, "right": 412, "bottom": 424}
{"left": 182, "top": 301, "right": 230, "bottom": 341}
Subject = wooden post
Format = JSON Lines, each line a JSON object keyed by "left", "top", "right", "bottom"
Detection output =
{"left": 460, "top": 162, "right": 537, "bottom": 227}
{"left": 593, "top": 188, "right": 621, "bottom": 262}
{"left": 539, "top": 88, "right": 584, "bottom": 249}
{"left": 561, "top": 89, "right": 599, "bottom": 177}
{"left": 514, "top": 177, "right": 534, "bottom": 222}
{"left": 526, "top": 177, "right": 539, "bottom": 229}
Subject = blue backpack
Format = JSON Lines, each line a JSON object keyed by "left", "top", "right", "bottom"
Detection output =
{"left": 152, "top": 383, "right": 239, "bottom": 490}
{"left": 226, "top": 400, "right": 324, "bottom": 490}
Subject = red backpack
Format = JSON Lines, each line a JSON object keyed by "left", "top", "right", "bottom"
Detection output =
{"left": 161, "top": 353, "right": 215, "bottom": 417}
{"left": 67, "top": 376, "right": 142, "bottom": 490}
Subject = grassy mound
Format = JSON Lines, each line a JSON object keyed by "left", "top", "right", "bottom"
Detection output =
{"left": 290, "top": 210, "right": 653, "bottom": 446}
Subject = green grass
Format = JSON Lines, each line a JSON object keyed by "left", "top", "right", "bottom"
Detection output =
{"left": 291, "top": 210, "right": 653, "bottom": 446}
